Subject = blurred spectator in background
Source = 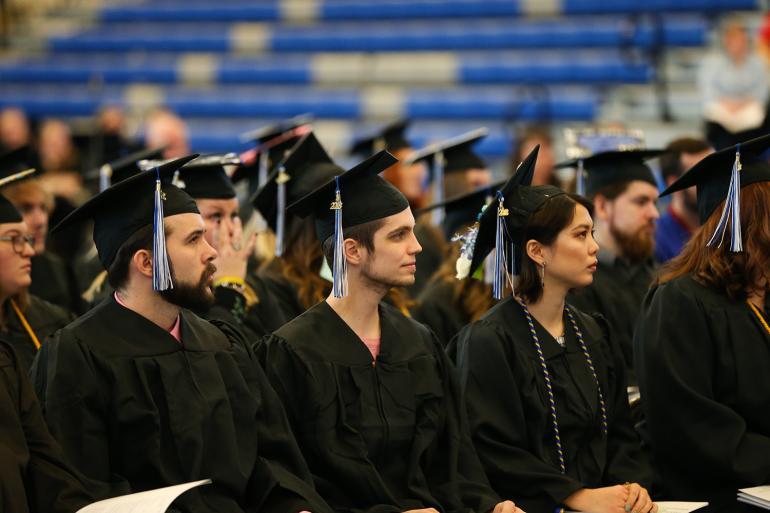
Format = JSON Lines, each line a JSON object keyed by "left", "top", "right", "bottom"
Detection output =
{"left": 144, "top": 108, "right": 191, "bottom": 159}
{"left": 654, "top": 137, "right": 713, "bottom": 264}
{"left": 699, "top": 18, "right": 769, "bottom": 149}
{"left": 0, "top": 107, "right": 32, "bottom": 152}
{"left": 510, "top": 125, "right": 558, "bottom": 187}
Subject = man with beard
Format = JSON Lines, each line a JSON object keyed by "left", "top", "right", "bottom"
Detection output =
{"left": 654, "top": 138, "right": 713, "bottom": 263}
{"left": 30, "top": 156, "right": 332, "bottom": 513}
{"left": 566, "top": 150, "right": 664, "bottom": 381}
{"left": 258, "top": 150, "right": 523, "bottom": 513}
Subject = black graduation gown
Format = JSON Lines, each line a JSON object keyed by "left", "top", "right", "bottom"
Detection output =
{"left": 204, "top": 273, "right": 288, "bottom": 342}
{"left": 568, "top": 252, "right": 655, "bottom": 381}
{"left": 450, "top": 297, "right": 652, "bottom": 513}
{"left": 258, "top": 301, "right": 501, "bottom": 513}
{"left": 634, "top": 274, "right": 770, "bottom": 509}
{"left": 413, "top": 279, "right": 469, "bottom": 347}
{"left": 0, "top": 340, "right": 92, "bottom": 513}
{"left": 30, "top": 295, "right": 331, "bottom": 513}
{"left": 30, "top": 252, "right": 87, "bottom": 315}
{"left": 2, "top": 294, "right": 73, "bottom": 372}
{"left": 257, "top": 257, "right": 306, "bottom": 326}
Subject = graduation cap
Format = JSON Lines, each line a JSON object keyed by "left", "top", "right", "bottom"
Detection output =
{"left": 288, "top": 150, "right": 407, "bottom": 297}
{"left": 51, "top": 155, "right": 200, "bottom": 291}
{"left": 0, "top": 145, "right": 35, "bottom": 175}
{"left": 140, "top": 153, "right": 240, "bottom": 200}
{"left": 406, "top": 127, "right": 488, "bottom": 225}
{"left": 92, "top": 146, "right": 166, "bottom": 192}
{"left": 349, "top": 119, "right": 412, "bottom": 157}
{"left": 417, "top": 179, "right": 504, "bottom": 240}
{"left": 556, "top": 149, "right": 663, "bottom": 197}
{"left": 461, "top": 145, "right": 565, "bottom": 299}
{"left": 0, "top": 169, "right": 37, "bottom": 223}
{"left": 234, "top": 114, "right": 314, "bottom": 187}
{"left": 251, "top": 132, "right": 344, "bottom": 256}
{"left": 661, "top": 134, "right": 770, "bottom": 252}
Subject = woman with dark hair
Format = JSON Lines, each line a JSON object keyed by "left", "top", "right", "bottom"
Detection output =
{"left": 635, "top": 135, "right": 770, "bottom": 511}
{"left": 450, "top": 159, "right": 654, "bottom": 513}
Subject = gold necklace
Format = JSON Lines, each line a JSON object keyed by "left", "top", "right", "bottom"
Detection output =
{"left": 747, "top": 300, "right": 770, "bottom": 336}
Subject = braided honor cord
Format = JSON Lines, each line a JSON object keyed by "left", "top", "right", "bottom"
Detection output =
{"left": 518, "top": 300, "right": 608, "bottom": 474}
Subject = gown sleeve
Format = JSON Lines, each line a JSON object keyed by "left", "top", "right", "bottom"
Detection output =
{"left": 29, "top": 331, "right": 133, "bottom": 500}
{"left": 452, "top": 320, "right": 586, "bottom": 506}
{"left": 634, "top": 283, "right": 770, "bottom": 489}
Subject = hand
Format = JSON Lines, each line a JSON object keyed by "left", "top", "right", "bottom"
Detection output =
{"left": 493, "top": 499, "right": 524, "bottom": 513}
{"left": 212, "top": 216, "right": 256, "bottom": 281}
{"left": 624, "top": 482, "right": 656, "bottom": 513}
{"left": 564, "top": 485, "right": 627, "bottom": 513}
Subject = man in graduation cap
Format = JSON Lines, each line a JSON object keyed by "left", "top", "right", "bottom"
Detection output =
{"left": 561, "top": 150, "right": 663, "bottom": 376}
{"left": 148, "top": 153, "right": 286, "bottom": 340}
{"left": 258, "top": 150, "right": 523, "bottom": 513}
{"left": 635, "top": 135, "right": 770, "bottom": 511}
{"left": 30, "top": 156, "right": 333, "bottom": 513}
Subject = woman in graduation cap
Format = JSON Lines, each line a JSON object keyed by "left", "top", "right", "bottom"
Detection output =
{"left": 450, "top": 148, "right": 655, "bottom": 513}
{"left": 0, "top": 169, "right": 73, "bottom": 371}
{"left": 634, "top": 135, "right": 770, "bottom": 511}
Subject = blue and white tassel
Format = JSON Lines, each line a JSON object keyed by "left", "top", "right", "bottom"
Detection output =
{"left": 493, "top": 191, "right": 509, "bottom": 300}
{"left": 331, "top": 176, "right": 348, "bottom": 298}
{"left": 575, "top": 159, "right": 585, "bottom": 197}
{"left": 431, "top": 151, "right": 446, "bottom": 226}
{"left": 707, "top": 145, "right": 742, "bottom": 252}
{"left": 274, "top": 165, "right": 289, "bottom": 257}
{"left": 99, "top": 164, "right": 112, "bottom": 192}
{"left": 152, "top": 168, "right": 173, "bottom": 291}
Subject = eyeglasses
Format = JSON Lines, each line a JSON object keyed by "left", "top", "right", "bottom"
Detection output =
{"left": 0, "top": 234, "right": 35, "bottom": 255}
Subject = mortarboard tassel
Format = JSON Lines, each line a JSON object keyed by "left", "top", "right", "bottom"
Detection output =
{"left": 152, "top": 168, "right": 174, "bottom": 291}
{"left": 493, "top": 191, "right": 509, "bottom": 300}
{"left": 430, "top": 151, "right": 446, "bottom": 226}
{"left": 0, "top": 168, "right": 35, "bottom": 187}
{"left": 258, "top": 150, "right": 270, "bottom": 189}
{"left": 331, "top": 176, "right": 348, "bottom": 298}
{"left": 707, "top": 145, "right": 742, "bottom": 252}
{"left": 274, "top": 165, "right": 289, "bottom": 257}
{"left": 575, "top": 159, "right": 585, "bottom": 196}
{"left": 99, "top": 164, "right": 112, "bottom": 192}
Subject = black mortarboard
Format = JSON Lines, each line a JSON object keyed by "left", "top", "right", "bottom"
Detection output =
{"left": 349, "top": 120, "right": 411, "bottom": 157}
{"left": 288, "top": 150, "right": 408, "bottom": 297}
{"left": 234, "top": 114, "right": 314, "bottom": 186}
{"left": 418, "top": 179, "right": 503, "bottom": 240}
{"left": 251, "top": 132, "right": 343, "bottom": 255}
{"left": 92, "top": 146, "right": 166, "bottom": 191}
{"left": 0, "top": 146, "right": 34, "bottom": 175}
{"left": 556, "top": 149, "right": 663, "bottom": 197}
{"left": 142, "top": 153, "right": 239, "bottom": 200}
{"left": 406, "top": 127, "right": 489, "bottom": 226}
{"left": 661, "top": 134, "right": 770, "bottom": 251}
{"left": 0, "top": 169, "right": 37, "bottom": 223}
{"left": 51, "top": 155, "right": 200, "bottom": 278}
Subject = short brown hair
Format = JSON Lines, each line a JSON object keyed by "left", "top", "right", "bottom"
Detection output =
{"left": 106, "top": 225, "right": 154, "bottom": 290}
{"left": 658, "top": 181, "right": 770, "bottom": 301}
{"left": 321, "top": 218, "right": 385, "bottom": 267}
{"left": 659, "top": 137, "right": 711, "bottom": 181}
{"left": 518, "top": 193, "right": 595, "bottom": 303}
{"left": 3, "top": 179, "right": 55, "bottom": 213}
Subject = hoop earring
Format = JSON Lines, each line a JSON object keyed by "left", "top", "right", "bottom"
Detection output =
{"left": 540, "top": 262, "right": 546, "bottom": 288}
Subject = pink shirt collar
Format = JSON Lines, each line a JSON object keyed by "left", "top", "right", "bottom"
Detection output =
{"left": 114, "top": 292, "right": 182, "bottom": 344}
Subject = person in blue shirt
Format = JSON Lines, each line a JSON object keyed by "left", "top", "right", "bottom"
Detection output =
{"left": 654, "top": 138, "right": 712, "bottom": 264}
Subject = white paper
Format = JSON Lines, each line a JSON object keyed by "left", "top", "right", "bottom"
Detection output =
{"left": 657, "top": 501, "right": 709, "bottom": 513}
{"left": 76, "top": 479, "right": 212, "bottom": 513}
{"left": 738, "top": 486, "right": 770, "bottom": 510}
{"left": 564, "top": 502, "right": 708, "bottom": 513}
